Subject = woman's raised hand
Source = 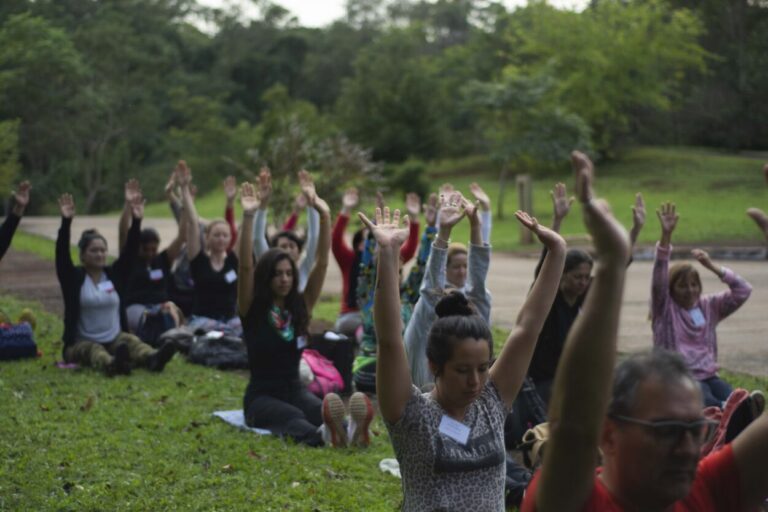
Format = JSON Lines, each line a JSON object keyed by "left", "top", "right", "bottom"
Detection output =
{"left": 240, "top": 182, "right": 259, "bottom": 214}
{"left": 461, "top": 195, "right": 481, "bottom": 225}
{"left": 223, "top": 176, "right": 237, "bottom": 204}
{"left": 257, "top": 167, "right": 272, "bottom": 206}
{"left": 405, "top": 192, "right": 421, "bottom": 218}
{"left": 12, "top": 181, "right": 31, "bottom": 215}
{"left": 469, "top": 182, "right": 491, "bottom": 211}
{"left": 551, "top": 182, "right": 574, "bottom": 223}
{"left": 174, "top": 160, "right": 191, "bottom": 188}
{"left": 439, "top": 191, "right": 465, "bottom": 228}
{"left": 515, "top": 210, "right": 565, "bottom": 251}
{"left": 423, "top": 192, "right": 438, "bottom": 227}
{"left": 124, "top": 179, "right": 142, "bottom": 205}
{"left": 341, "top": 187, "right": 358, "bottom": 213}
{"left": 298, "top": 169, "right": 317, "bottom": 205}
{"left": 572, "top": 151, "right": 629, "bottom": 263}
{"left": 358, "top": 206, "right": 410, "bottom": 250}
{"left": 58, "top": 193, "right": 75, "bottom": 219}
{"left": 656, "top": 201, "right": 679, "bottom": 235}
{"left": 128, "top": 190, "right": 145, "bottom": 219}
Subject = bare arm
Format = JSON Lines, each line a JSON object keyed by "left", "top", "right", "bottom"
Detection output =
{"left": 237, "top": 182, "right": 259, "bottom": 317}
{"left": 489, "top": 212, "right": 565, "bottom": 407}
{"left": 536, "top": 151, "right": 631, "bottom": 512}
{"left": 629, "top": 192, "right": 645, "bottom": 250}
{"left": 732, "top": 409, "right": 768, "bottom": 507}
{"left": 165, "top": 208, "right": 187, "bottom": 262}
{"left": 176, "top": 161, "right": 201, "bottom": 260}
{"left": 118, "top": 179, "right": 141, "bottom": 253}
{"left": 360, "top": 207, "right": 413, "bottom": 424}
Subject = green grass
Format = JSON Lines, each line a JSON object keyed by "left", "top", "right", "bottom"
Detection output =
{"left": 1, "top": 292, "right": 765, "bottom": 510}
{"left": 0, "top": 295, "right": 402, "bottom": 511}
{"left": 10, "top": 230, "right": 77, "bottom": 262}
{"left": 136, "top": 146, "right": 768, "bottom": 253}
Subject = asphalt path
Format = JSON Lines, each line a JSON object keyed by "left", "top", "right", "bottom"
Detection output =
{"left": 15, "top": 215, "right": 768, "bottom": 377}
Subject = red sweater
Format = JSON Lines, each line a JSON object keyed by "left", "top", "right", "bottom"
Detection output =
{"left": 332, "top": 212, "right": 419, "bottom": 314}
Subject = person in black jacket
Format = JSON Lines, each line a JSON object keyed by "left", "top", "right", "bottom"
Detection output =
{"left": 56, "top": 192, "right": 175, "bottom": 376}
{"left": 0, "top": 180, "right": 31, "bottom": 263}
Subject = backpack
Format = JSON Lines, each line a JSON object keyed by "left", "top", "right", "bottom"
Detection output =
{"left": 302, "top": 349, "right": 344, "bottom": 397}
{"left": 136, "top": 307, "right": 177, "bottom": 347}
{"left": 0, "top": 322, "right": 37, "bottom": 361}
{"left": 187, "top": 333, "right": 248, "bottom": 370}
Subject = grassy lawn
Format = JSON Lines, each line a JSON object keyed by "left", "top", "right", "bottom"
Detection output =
{"left": 1, "top": 291, "right": 765, "bottom": 511}
{"left": 137, "top": 146, "right": 768, "bottom": 253}
{"left": 10, "top": 230, "right": 79, "bottom": 262}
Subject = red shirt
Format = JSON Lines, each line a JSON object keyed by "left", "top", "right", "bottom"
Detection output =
{"left": 521, "top": 444, "right": 742, "bottom": 512}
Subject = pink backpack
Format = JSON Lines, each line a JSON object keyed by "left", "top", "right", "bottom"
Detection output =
{"left": 302, "top": 349, "right": 344, "bottom": 397}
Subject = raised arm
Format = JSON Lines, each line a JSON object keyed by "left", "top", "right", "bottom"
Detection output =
{"left": 301, "top": 174, "right": 331, "bottom": 315}
{"left": 489, "top": 212, "right": 565, "bottom": 407}
{"left": 399, "top": 192, "right": 421, "bottom": 263}
{"left": 56, "top": 193, "right": 76, "bottom": 279}
{"left": 118, "top": 179, "right": 141, "bottom": 253}
{"left": 400, "top": 192, "right": 438, "bottom": 306}
{"left": 298, "top": 170, "right": 321, "bottom": 289}
{"left": 223, "top": 176, "right": 238, "bottom": 251}
{"left": 251, "top": 167, "right": 272, "bottom": 259}
{"left": 360, "top": 206, "right": 413, "bottom": 423}
{"left": 461, "top": 195, "right": 492, "bottom": 322}
{"left": 534, "top": 182, "right": 573, "bottom": 278}
{"left": 237, "top": 182, "right": 260, "bottom": 316}
{"left": 535, "top": 152, "right": 630, "bottom": 512}
{"left": 651, "top": 202, "right": 678, "bottom": 321}
{"left": 332, "top": 187, "right": 358, "bottom": 268}
{"left": 0, "top": 181, "right": 30, "bottom": 261}
{"left": 732, "top": 407, "right": 768, "bottom": 508}
{"left": 113, "top": 191, "right": 143, "bottom": 280}
{"left": 165, "top": 204, "right": 187, "bottom": 262}
{"left": 470, "top": 182, "right": 493, "bottom": 244}
{"left": 176, "top": 161, "right": 201, "bottom": 260}
{"left": 629, "top": 192, "right": 645, "bottom": 250}
{"left": 691, "top": 248, "right": 752, "bottom": 318}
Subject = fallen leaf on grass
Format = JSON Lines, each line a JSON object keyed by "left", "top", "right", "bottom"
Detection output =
{"left": 291, "top": 481, "right": 300, "bottom": 488}
{"left": 39, "top": 404, "right": 50, "bottom": 412}
{"left": 247, "top": 450, "right": 263, "bottom": 459}
{"left": 80, "top": 396, "right": 94, "bottom": 412}
{"left": 221, "top": 464, "right": 234, "bottom": 473}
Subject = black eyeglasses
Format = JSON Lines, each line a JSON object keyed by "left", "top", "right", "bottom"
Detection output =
{"left": 609, "top": 414, "right": 719, "bottom": 447}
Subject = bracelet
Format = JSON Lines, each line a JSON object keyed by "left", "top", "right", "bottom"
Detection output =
{"left": 436, "top": 236, "right": 451, "bottom": 245}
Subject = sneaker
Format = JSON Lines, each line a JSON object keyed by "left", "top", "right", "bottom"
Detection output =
{"left": 106, "top": 344, "right": 132, "bottom": 377}
{"left": 348, "top": 392, "right": 374, "bottom": 448}
{"left": 17, "top": 308, "right": 36, "bottom": 332}
{"left": 322, "top": 393, "right": 348, "bottom": 448}
{"left": 146, "top": 341, "right": 176, "bottom": 372}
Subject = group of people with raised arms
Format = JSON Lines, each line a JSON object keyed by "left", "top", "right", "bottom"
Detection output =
{"left": 2, "top": 150, "right": 767, "bottom": 508}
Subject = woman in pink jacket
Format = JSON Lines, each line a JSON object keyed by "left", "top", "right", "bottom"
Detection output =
{"left": 652, "top": 202, "right": 752, "bottom": 407}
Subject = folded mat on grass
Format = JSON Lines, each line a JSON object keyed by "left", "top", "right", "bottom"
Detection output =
{"left": 213, "top": 410, "right": 271, "bottom": 435}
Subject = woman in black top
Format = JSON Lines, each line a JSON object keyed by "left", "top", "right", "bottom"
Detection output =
{"left": 0, "top": 181, "right": 30, "bottom": 263}
{"left": 177, "top": 161, "right": 241, "bottom": 336}
{"left": 237, "top": 173, "right": 373, "bottom": 447}
{"left": 56, "top": 192, "right": 175, "bottom": 376}
{"left": 117, "top": 179, "right": 185, "bottom": 337}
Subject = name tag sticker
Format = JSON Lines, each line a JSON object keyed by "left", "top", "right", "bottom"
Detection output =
{"left": 438, "top": 415, "right": 471, "bottom": 446}
{"left": 297, "top": 335, "right": 308, "bottom": 349}
{"left": 207, "top": 330, "right": 224, "bottom": 339}
{"left": 688, "top": 307, "right": 706, "bottom": 327}
{"left": 149, "top": 269, "right": 164, "bottom": 281}
{"left": 98, "top": 280, "right": 115, "bottom": 293}
{"left": 224, "top": 270, "right": 237, "bottom": 283}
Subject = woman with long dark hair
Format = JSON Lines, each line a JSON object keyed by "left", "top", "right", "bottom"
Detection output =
{"left": 237, "top": 175, "right": 373, "bottom": 447}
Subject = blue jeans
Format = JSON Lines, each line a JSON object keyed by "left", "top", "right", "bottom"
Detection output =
{"left": 700, "top": 376, "right": 733, "bottom": 407}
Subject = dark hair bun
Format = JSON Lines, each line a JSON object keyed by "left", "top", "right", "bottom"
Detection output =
{"left": 435, "top": 291, "right": 475, "bottom": 318}
{"left": 78, "top": 229, "right": 105, "bottom": 251}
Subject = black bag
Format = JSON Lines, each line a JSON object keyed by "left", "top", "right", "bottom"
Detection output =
{"left": 136, "top": 307, "right": 177, "bottom": 347}
{"left": 0, "top": 322, "right": 37, "bottom": 361}
{"left": 187, "top": 334, "right": 248, "bottom": 370}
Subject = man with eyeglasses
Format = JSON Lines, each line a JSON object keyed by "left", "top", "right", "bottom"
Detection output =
{"left": 522, "top": 152, "right": 768, "bottom": 511}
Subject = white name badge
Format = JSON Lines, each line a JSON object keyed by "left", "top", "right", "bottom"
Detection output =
{"left": 297, "top": 335, "right": 308, "bottom": 349}
{"left": 224, "top": 270, "right": 237, "bottom": 283}
{"left": 207, "top": 330, "right": 224, "bottom": 339}
{"left": 688, "top": 307, "right": 706, "bottom": 327}
{"left": 438, "top": 415, "right": 471, "bottom": 446}
{"left": 98, "top": 280, "right": 115, "bottom": 293}
{"left": 149, "top": 269, "right": 164, "bottom": 281}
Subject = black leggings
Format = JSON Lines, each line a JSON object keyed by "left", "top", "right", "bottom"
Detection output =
{"left": 245, "top": 384, "right": 323, "bottom": 446}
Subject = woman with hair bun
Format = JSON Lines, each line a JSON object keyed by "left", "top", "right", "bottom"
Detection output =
{"left": 362, "top": 201, "right": 566, "bottom": 511}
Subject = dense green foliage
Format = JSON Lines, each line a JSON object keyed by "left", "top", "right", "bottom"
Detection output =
{"left": 0, "top": 0, "right": 765, "bottom": 214}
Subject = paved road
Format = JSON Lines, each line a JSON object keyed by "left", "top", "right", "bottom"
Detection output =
{"left": 16, "top": 216, "right": 768, "bottom": 377}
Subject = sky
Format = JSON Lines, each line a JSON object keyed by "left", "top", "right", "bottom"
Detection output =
{"left": 199, "top": 0, "right": 590, "bottom": 28}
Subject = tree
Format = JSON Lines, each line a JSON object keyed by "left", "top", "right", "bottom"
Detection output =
{"left": 464, "top": 67, "right": 591, "bottom": 218}
{"left": 505, "top": 0, "right": 706, "bottom": 154}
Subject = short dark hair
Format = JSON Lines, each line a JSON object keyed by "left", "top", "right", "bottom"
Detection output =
{"left": 78, "top": 229, "right": 107, "bottom": 253}
{"left": 270, "top": 230, "right": 304, "bottom": 252}
{"left": 140, "top": 228, "right": 160, "bottom": 245}
{"left": 608, "top": 350, "right": 699, "bottom": 418}
{"left": 427, "top": 291, "right": 493, "bottom": 377}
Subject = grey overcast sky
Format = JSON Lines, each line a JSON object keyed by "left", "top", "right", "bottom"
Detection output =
{"left": 199, "top": 0, "right": 589, "bottom": 28}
